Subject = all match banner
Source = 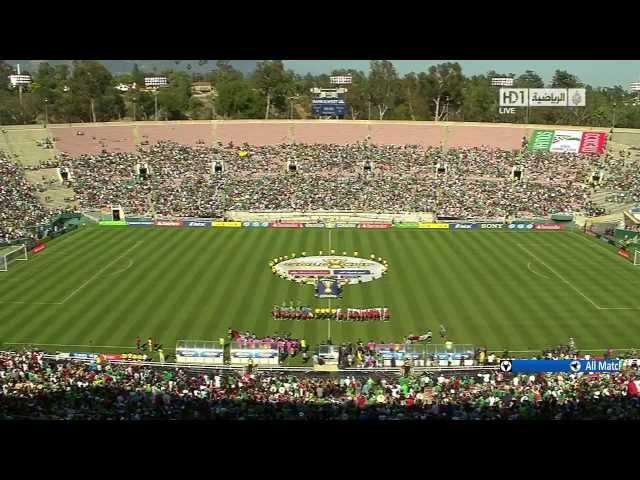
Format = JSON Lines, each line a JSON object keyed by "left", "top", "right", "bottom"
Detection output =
{"left": 528, "top": 130, "right": 607, "bottom": 154}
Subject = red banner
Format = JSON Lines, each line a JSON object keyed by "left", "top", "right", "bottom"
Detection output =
{"left": 270, "top": 222, "right": 302, "bottom": 228}
{"left": 618, "top": 248, "right": 631, "bottom": 260}
{"left": 578, "top": 132, "right": 607, "bottom": 155}
{"left": 32, "top": 243, "right": 46, "bottom": 254}
{"left": 533, "top": 224, "right": 563, "bottom": 230}
{"left": 357, "top": 223, "right": 392, "bottom": 229}
{"left": 155, "top": 220, "right": 181, "bottom": 227}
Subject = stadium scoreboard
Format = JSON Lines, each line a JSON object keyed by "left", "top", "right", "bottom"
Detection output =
{"left": 500, "top": 359, "right": 622, "bottom": 373}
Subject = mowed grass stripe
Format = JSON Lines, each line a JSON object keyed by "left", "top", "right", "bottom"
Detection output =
{"left": 382, "top": 231, "right": 433, "bottom": 342}
{"left": 138, "top": 229, "right": 239, "bottom": 347}
{"left": 506, "top": 232, "right": 612, "bottom": 349}
{"left": 108, "top": 229, "right": 219, "bottom": 347}
{"left": 496, "top": 232, "right": 573, "bottom": 349}
{"left": 42, "top": 228, "right": 157, "bottom": 346}
{"left": 543, "top": 233, "right": 636, "bottom": 346}
{"left": 198, "top": 230, "right": 267, "bottom": 340}
{"left": 0, "top": 228, "right": 134, "bottom": 342}
{"left": 449, "top": 232, "right": 511, "bottom": 347}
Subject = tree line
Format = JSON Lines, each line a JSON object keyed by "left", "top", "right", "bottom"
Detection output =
{"left": 1, "top": 59, "right": 639, "bottom": 128}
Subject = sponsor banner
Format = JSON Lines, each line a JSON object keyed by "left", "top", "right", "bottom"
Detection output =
{"left": 579, "top": 132, "right": 607, "bottom": 155}
{"left": 508, "top": 223, "right": 535, "bottom": 230}
{"left": 55, "top": 352, "right": 70, "bottom": 360}
{"left": 311, "top": 98, "right": 346, "bottom": 117}
{"left": 127, "top": 220, "right": 154, "bottom": 227}
{"left": 333, "top": 269, "right": 371, "bottom": 275}
{"left": 418, "top": 223, "right": 450, "bottom": 229}
{"left": 270, "top": 222, "right": 302, "bottom": 228}
{"left": 32, "top": 243, "right": 46, "bottom": 254}
{"left": 325, "top": 223, "right": 335, "bottom": 229}
{"left": 69, "top": 352, "right": 98, "bottom": 361}
{"left": 99, "top": 220, "right": 127, "bottom": 226}
{"left": 618, "top": 248, "right": 631, "bottom": 260}
{"left": 231, "top": 349, "right": 279, "bottom": 359}
{"left": 533, "top": 224, "right": 564, "bottom": 230}
{"left": 155, "top": 220, "right": 181, "bottom": 227}
{"left": 242, "top": 221, "right": 270, "bottom": 228}
{"left": 176, "top": 348, "right": 223, "bottom": 358}
{"left": 529, "top": 129, "right": 606, "bottom": 154}
{"left": 335, "top": 223, "right": 357, "bottom": 228}
{"left": 182, "top": 220, "right": 211, "bottom": 228}
{"left": 212, "top": 221, "right": 242, "bottom": 228}
{"left": 451, "top": 223, "right": 476, "bottom": 229}
{"left": 478, "top": 223, "right": 504, "bottom": 229}
{"left": 394, "top": 222, "right": 420, "bottom": 229}
{"left": 289, "top": 269, "right": 331, "bottom": 275}
{"left": 528, "top": 130, "right": 555, "bottom": 151}
{"left": 101, "top": 354, "right": 123, "bottom": 361}
{"left": 304, "top": 223, "right": 325, "bottom": 228}
{"left": 358, "top": 223, "right": 392, "bottom": 229}
{"left": 550, "top": 130, "right": 583, "bottom": 153}
{"left": 509, "top": 359, "right": 621, "bottom": 373}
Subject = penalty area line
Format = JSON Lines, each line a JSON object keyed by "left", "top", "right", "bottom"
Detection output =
{"left": 57, "top": 241, "right": 142, "bottom": 304}
{"left": 516, "top": 243, "right": 602, "bottom": 310}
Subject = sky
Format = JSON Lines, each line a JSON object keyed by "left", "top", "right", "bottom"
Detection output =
{"left": 283, "top": 60, "right": 640, "bottom": 88}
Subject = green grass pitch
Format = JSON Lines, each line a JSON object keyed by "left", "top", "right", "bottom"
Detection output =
{"left": 1, "top": 225, "right": 640, "bottom": 355}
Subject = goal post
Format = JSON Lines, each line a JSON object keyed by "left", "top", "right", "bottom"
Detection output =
{"left": 0, "top": 245, "right": 28, "bottom": 272}
{"left": 635, "top": 250, "right": 640, "bottom": 266}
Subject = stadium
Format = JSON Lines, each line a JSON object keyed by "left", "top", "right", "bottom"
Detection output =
{"left": 2, "top": 67, "right": 640, "bottom": 420}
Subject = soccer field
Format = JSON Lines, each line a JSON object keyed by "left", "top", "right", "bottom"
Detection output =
{"left": 1, "top": 225, "right": 640, "bottom": 355}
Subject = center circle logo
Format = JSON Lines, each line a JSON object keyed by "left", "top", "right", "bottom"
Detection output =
{"left": 271, "top": 255, "right": 387, "bottom": 285}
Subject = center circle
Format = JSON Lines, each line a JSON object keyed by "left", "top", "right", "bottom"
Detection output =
{"left": 274, "top": 255, "right": 387, "bottom": 285}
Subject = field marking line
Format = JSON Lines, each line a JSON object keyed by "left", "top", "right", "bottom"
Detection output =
{"left": 516, "top": 243, "right": 602, "bottom": 310}
{"left": 105, "top": 259, "right": 134, "bottom": 276}
{"left": 0, "top": 300, "right": 62, "bottom": 305}
{"left": 527, "top": 261, "right": 551, "bottom": 280}
{"left": 58, "top": 241, "right": 142, "bottom": 304}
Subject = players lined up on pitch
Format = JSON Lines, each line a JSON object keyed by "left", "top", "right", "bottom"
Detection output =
{"left": 51, "top": 142, "right": 628, "bottom": 219}
{"left": 1, "top": 349, "right": 640, "bottom": 420}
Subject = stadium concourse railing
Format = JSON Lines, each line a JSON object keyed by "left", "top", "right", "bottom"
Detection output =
{"left": 0, "top": 351, "right": 501, "bottom": 374}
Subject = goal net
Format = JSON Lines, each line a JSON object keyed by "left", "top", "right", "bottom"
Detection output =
{"left": 0, "top": 245, "right": 28, "bottom": 272}
{"left": 635, "top": 250, "right": 640, "bottom": 266}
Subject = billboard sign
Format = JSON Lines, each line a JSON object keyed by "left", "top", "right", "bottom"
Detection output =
{"left": 504, "top": 359, "right": 622, "bottom": 373}
{"left": 312, "top": 98, "right": 346, "bottom": 116}
{"left": 127, "top": 220, "right": 154, "bottom": 227}
{"left": 183, "top": 220, "right": 211, "bottom": 228}
{"left": 418, "top": 223, "right": 450, "bottom": 229}
{"left": 212, "top": 221, "right": 242, "bottom": 228}
{"left": 358, "top": 223, "right": 391, "bottom": 229}
{"left": 529, "top": 130, "right": 607, "bottom": 154}
{"left": 508, "top": 223, "right": 535, "bottom": 230}
{"left": 533, "top": 224, "right": 563, "bottom": 230}
{"left": 242, "top": 221, "right": 270, "bottom": 228}
{"left": 270, "top": 222, "right": 302, "bottom": 228}
{"left": 155, "top": 220, "right": 181, "bottom": 227}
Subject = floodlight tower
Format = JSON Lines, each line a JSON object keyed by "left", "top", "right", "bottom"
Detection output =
{"left": 630, "top": 81, "right": 640, "bottom": 105}
{"left": 9, "top": 64, "right": 32, "bottom": 124}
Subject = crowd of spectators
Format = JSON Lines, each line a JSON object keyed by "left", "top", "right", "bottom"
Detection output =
{"left": 4, "top": 141, "right": 640, "bottom": 244}
{"left": 1, "top": 350, "right": 639, "bottom": 420}
{"left": 50, "top": 142, "right": 638, "bottom": 219}
{"left": 0, "top": 152, "right": 51, "bottom": 245}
